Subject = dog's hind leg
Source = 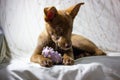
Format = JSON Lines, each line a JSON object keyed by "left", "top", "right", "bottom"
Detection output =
{"left": 71, "top": 34, "right": 106, "bottom": 59}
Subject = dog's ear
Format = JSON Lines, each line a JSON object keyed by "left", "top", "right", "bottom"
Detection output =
{"left": 66, "top": 3, "right": 84, "bottom": 19}
{"left": 44, "top": 7, "right": 58, "bottom": 22}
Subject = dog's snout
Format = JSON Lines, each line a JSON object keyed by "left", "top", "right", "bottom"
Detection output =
{"left": 57, "top": 37, "right": 72, "bottom": 50}
{"left": 65, "top": 43, "right": 71, "bottom": 48}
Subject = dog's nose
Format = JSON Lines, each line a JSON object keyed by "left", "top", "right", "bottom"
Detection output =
{"left": 65, "top": 43, "right": 71, "bottom": 48}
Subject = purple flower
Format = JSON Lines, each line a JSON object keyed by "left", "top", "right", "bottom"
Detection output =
{"left": 42, "top": 46, "right": 62, "bottom": 63}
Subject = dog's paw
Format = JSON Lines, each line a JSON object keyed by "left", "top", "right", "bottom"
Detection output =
{"left": 63, "top": 56, "right": 74, "bottom": 65}
{"left": 95, "top": 49, "right": 106, "bottom": 56}
{"left": 39, "top": 57, "right": 53, "bottom": 67}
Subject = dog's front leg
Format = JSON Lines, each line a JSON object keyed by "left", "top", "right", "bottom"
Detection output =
{"left": 63, "top": 49, "right": 74, "bottom": 65}
{"left": 30, "top": 45, "right": 53, "bottom": 67}
{"left": 30, "top": 32, "right": 53, "bottom": 67}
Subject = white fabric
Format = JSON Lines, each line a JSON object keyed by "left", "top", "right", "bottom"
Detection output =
{"left": 0, "top": 56, "right": 120, "bottom": 80}
{"left": 0, "top": 0, "right": 120, "bottom": 80}
{"left": 0, "top": 28, "right": 10, "bottom": 63}
{"left": 0, "top": 0, "right": 120, "bottom": 59}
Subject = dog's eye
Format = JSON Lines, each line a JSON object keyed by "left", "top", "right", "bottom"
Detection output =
{"left": 55, "top": 36, "right": 60, "bottom": 40}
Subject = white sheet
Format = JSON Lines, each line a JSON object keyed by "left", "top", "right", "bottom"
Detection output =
{"left": 0, "top": 0, "right": 120, "bottom": 80}
{"left": 0, "top": 56, "right": 120, "bottom": 80}
{"left": 0, "top": 28, "right": 10, "bottom": 63}
{"left": 0, "top": 0, "right": 120, "bottom": 59}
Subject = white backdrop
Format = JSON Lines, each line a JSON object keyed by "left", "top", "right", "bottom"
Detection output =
{"left": 0, "top": 0, "right": 120, "bottom": 58}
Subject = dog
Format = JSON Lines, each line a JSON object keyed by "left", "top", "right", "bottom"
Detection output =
{"left": 30, "top": 3, "right": 106, "bottom": 67}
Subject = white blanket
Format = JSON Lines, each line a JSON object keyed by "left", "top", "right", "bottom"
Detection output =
{"left": 0, "top": 0, "right": 120, "bottom": 59}
{"left": 0, "top": 0, "right": 120, "bottom": 80}
{"left": 0, "top": 56, "right": 120, "bottom": 80}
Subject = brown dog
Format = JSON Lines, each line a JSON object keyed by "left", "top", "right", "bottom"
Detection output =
{"left": 30, "top": 3, "right": 105, "bottom": 67}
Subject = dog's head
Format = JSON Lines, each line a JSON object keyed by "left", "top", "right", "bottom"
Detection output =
{"left": 44, "top": 3, "right": 84, "bottom": 50}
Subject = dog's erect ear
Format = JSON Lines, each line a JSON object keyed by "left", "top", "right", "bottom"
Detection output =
{"left": 44, "top": 7, "right": 58, "bottom": 22}
{"left": 66, "top": 3, "right": 84, "bottom": 19}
